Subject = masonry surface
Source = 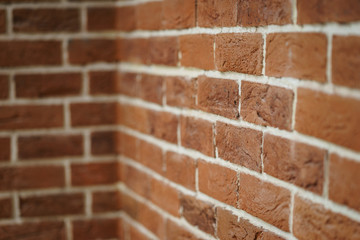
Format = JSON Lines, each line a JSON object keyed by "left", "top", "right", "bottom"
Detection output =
{"left": 0, "top": 0, "right": 360, "bottom": 239}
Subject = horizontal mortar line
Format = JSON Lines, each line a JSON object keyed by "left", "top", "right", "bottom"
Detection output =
{"left": 0, "top": 1, "right": 129, "bottom": 9}
{"left": 0, "top": 63, "right": 119, "bottom": 73}
{"left": 0, "top": 32, "right": 120, "bottom": 40}
{"left": 121, "top": 212, "right": 159, "bottom": 240}
{"left": 118, "top": 96, "right": 360, "bottom": 162}
{"left": 118, "top": 126, "right": 360, "bottom": 223}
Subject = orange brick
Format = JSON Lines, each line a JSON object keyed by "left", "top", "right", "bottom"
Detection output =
{"left": 165, "top": 152, "right": 196, "bottom": 190}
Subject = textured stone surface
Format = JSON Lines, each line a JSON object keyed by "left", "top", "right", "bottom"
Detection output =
{"left": 165, "top": 76, "right": 197, "bottom": 108}
{"left": 264, "top": 134, "right": 325, "bottom": 194}
{"left": 216, "top": 122, "right": 262, "bottom": 172}
{"left": 165, "top": 152, "right": 196, "bottom": 190}
{"left": 241, "top": 81, "right": 294, "bottom": 130}
{"left": 197, "top": 0, "right": 237, "bottom": 27}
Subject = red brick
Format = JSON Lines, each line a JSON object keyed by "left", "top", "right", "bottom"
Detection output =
{"left": 297, "top": 0, "right": 360, "bottom": 24}
{"left": 0, "top": 40, "right": 61, "bottom": 67}
{"left": 216, "top": 122, "right": 262, "bottom": 172}
{"left": 266, "top": 33, "right": 327, "bottom": 82}
{"left": 166, "top": 220, "right": 200, "bottom": 240}
{"left": 138, "top": 140, "right": 163, "bottom": 173}
{"left": 264, "top": 134, "right": 325, "bottom": 194}
{"left": 0, "top": 10, "right": 6, "bottom": 33}
{"left": 71, "top": 162, "right": 118, "bottom": 186}
{"left": 198, "top": 160, "right": 238, "bottom": 206}
{"left": 117, "top": 132, "right": 138, "bottom": 160}
{"left": 181, "top": 116, "right": 214, "bottom": 157}
{"left": 332, "top": 35, "right": 360, "bottom": 89}
{"left": 118, "top": 104, "right": 149, "bottom": 133}
{"left": 87, "top": 6, "right": 136, "bottom": 31}
{"left": 73, "top": 218, "right": 120, "bottom": 240}
{"left": 198, "top": 75, "right": 239, "bottom": 119}
{"left": 237, "top": 0, "right": 292, "bottom": 27}
{"left": 295, "top": 88, "right": 360, "bottom": 151}
{"left": 0, "top": 165, "right": 64, "bottom": 191}
{"left": 19, "top": 134, "right": 83, "bottom": 159}
{"left": 91, "top": 131, "right": 117, "bottom": 155}
{"left": 180, "top": 34, "right": 215, "bottom": 70}
{"left": 197, "top": 0, "right": 237, "bottom": 27}
{"left": 71, "top": 102, "right": 117, "bottom": 126}
{"left": 162, "top": 0, "right": 195, "bottom": 29}
{"left": 13, "top": 8, "right": 79, "bottom": 33}
{"left": 329, "top": 154, "right": 360, "bottom": 211}
{"left": 241, "top": 81, "right": 294, "bottom": 130}
{"left": 0, "top": 105, "right": 63, "bottom": 130}
{"left": 0, "top": 197, "right": 12, "bottom": 219}
{"left": 166, "top": 76, "right": 197, "bottom": 108}
{"left": 165, "top": 152, "right": 196, "bottom": 190}
{"left": 118, "top": 72, "right": 139, "bottom": 97}
{"left": 140, "top": 74, "right": 164, "bottom": 104}
{"left": 0, "top": 137, "right": 10, "bottom": 161}
{"left": 136, "top": 1, "right": 162, "bottom": 30}
{"left": 122, "top": 164, "right": 151, "bottom": 199}
{"left": 89, "top": 71, "right": 120, "bottom": 95}
{"left": 0, "top": 221, "right": 66, "bottom": 240}
{"left": 15, "top": 73, "right": 82, "bottom": 98}
{"left": 119, "top": 38, "right": 149, "bottom": 64}
{"left": 180, "top": 194, "right": 215, "bottom": 235}
{"left": 148, "top": 110, "right": 178, "bottom": 143}
{"left": 129, "top": 226, "right": 151, "bottom": 240}
{"left": 92, "top": 190, "right": 121, "bottom": 213}
{"left": 238, "top": 173, "right": 291, "bottom": 231}
{"left": 68, "top": 39, "right": 119, "bottom": 65}
{"left": 150, "top": 178, "right": 180, "bottom": 216}
{"left": 215, "top": 33, "right": 263, "bottom": 75}
{"left": 293, "top": 196, "right": 360, "bottom": 240}
{"left": 149, "top": 37, "right": 178, "bottom": 66}
{"left": 20, "top": 193, "right": 84, "bottom": 217}
{"left": 0, "top": 75, "right": 8, "bottom": 99}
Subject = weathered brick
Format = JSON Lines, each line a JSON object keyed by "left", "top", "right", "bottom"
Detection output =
{"left": 0, "top": 222, "right": 66, "bottom": 240}
{"left": 149, "top": 37, "right": 178, "bottom": 66}
{"left": 266, "top": 33, "right": 327, "bottom": 82}
{"left": 295, "top": 88, "right": 360, "bottom": 151}
{"left": 117, "top": 132, "right": 138, "bottom": 160}
{"left": 71, "top": 162, "right": 118, "bottom": 186}
{"left": 140, "top": 74, "right": 164, "bottom": 105}
{"left": 0, "top": 10, "right": 6, "bottom": 33}
{"left": 0, "top": 197, "right": 12, "bottom": 219}
{"left": 162, "top": 0, "right": 195, "bottom": 29}
{"left": 150, "top": 178, "right": 180, "bottom": 216}
{"left": 73, "top": 219, "right": 120, "bottom": 240}
{"left": 241, "top": 81, "right": 294, "bottom": 130}
{"left": 129, "top": 226, "right": 151, "bottom": 240}
{"left": 118, "top": 72, "right": 139, "bottom": 97}
{"left": 89, "top": 71, "right": 120, "bottom": 95}
{"left": 197, "top": 0, "right": 237, "bottom": 27}
{"left": 92, "top": 190, "right": 121, "bottom": 213}
{"left": 166, "top": 220, "right": 200, "bottom": 240}
{"left": 0, "top": 75, "right": 8, "bottom": 99}
{"left": 91, "top": 131, "right": 117, "bottom": 155}
{"left": 71, "top": 102, "right": 117, "bottom": 126}
{"left": 0, "top": 137, "right": 10, "bottom": 161}
{"left": 148, "top": 110, "right": 178, "bottom": 143}
{"left": 138, "top": 140, "right": 163, "bottom": 173}
{"left": 136, "top": 1, "right": 162, "bottom": 30}
{"left": 165, "top": 76, "right": 197, "bottom": 108}
{"left": 165, "top": 152, "right": 196, "bottom": 190}
{"left": 119, "top": 38, "right": 149, "bottom": 64}
{"left": 122, "top": 164, "right": 151, "bottom": 199}
{"left": 216, "top": 122, "right": 262, "bottom": 172}
{"left": 118, "top": 104, "right": 149, "bottom": 133}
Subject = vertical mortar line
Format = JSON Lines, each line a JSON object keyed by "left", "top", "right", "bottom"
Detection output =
{"left": 9, "top": 73, "right": 15, "bottom": 101}
{"left": 260, "top": 131, "right": 265, "bottom": 173}
{"left": 82, "top": 71, "right": 89, "bottom": 96}
{"left": 323, "top": 151, "right": 330, "bottom": 199}
{"left": 291, "top": 0, "right": 297, "bottom": 25}
{"left": 65, "top": 218, "right": 73, "bottom": 240}
{"left": 177, "top": 114, "right": 181, "bottom": 147}
{"left": 64, "top": 160, "right": 72, "bottom": 188}
{"left": 213, "top": 122, "right": 218, "bottom": 159}
{"left": 289, "top": 191, "right": 295, "bottom": 234}
{"left": 261, "top": 33, "right": 266, "bottom": 76}
{"left": 238, "top": 79, "right": 242, "bottom": 120}
{"left": 195, "top": 158, "right": 199, "bottom": 192}
{"left": 84, "top": 130, "right": 91, "bottom": 161}
{"left": 10, "top": 134, "right": 17, "bottom": 163}
{"left": 162, "top": 75, "right": 166, "bottom": 106}
{"left": 62, "top": 38, "right": 69, "bottom": 66}
{"left": 6, "top": 6, "right": 13, "bottom": 36}
{"left": 326, "top": 33, "right": 333, "bottom": 84}
{"left": 85, "top": 190, "right": 92, "bottom": 217}
{"left": 80, "top": 4, "right": 87, "bottom": 33}
{"left": 64, "top": 100, "right": 71, "bottom": 130}
{"left": 236, "top": 171, "right": 240, "bottom": 209}
{"left": 13, "top": 192, "right": 20, "bottom": 221}
{"left": 291, "top": 87, "right": 298, "bottom": 131}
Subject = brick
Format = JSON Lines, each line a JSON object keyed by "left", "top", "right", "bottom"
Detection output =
{"left": 332, "top": 35, "right": 360, "bottom": 89}
{"left": 0, "top": 0, "right": 60, "bottom": 2}
{"left": 15, "top": 73, "right": 82, "bottom": 98}
{"left": 20, "top": 193, "right": 84, "bottom": 217}
{"left": 165, "top": 152, "right": 196, "bottom": 190}
{"left": 0, "top": 221, "right": 66, "bottom": 240}
{"left": 295, "top": 88, "right": 360, "bottom": 151}
{"left": 68, "top": 39, "right": 119, "bottom": 65}
{"left": 0, "top": 197, "right": 12, "bottom": 219}
{"left": 181, "top": 116, "right": 214, "bottom": 157}
{"left": 238, "top": 173, "right": 291, "bottom": 231}
{"left": 180, "top": 195, "right": 215, "bottom": 235}
{"left": 297, "top": 0, "right": 360, "bottom": 24}
{"left": 264, "top": 134, "right": 325, "bottom": 194}
{"left": 73, "top": 219, "right": 120, "bottom": 240}
{"left": 13, "top": 8, "right": 79, "bottom": 33}
{"left": 18, "top": 134, "right": 83, "bottom": 159}
{"left": 198, "top": 160, "right": 238, "bottom": 206}
{"left": 87, "top": 6, "right": 136, "bottom": 31}
{"left": 0, "top": 137, "right": 10, "bottom": 161}
{"left": 138, "top": 140, "right": 163, "bottom": 173}
{"left": 197, "top": 75, "right": 239, "bottom": 119}
{"left": 215, "top": 33, "right": 263, "bottom": 75}
{"left": 118, "top": 72, "right": 139, "bottom": 97}
{"left": 0, "top": 40, "right": 61, "bottom": 67}
{"left": 89, "top": 71, "right": 120, "bottom": 95}
{"left": 180, "top": 34, "right": 215, "bottom": 70}
{"left": 0, "top": 10, "right": 5, "bottom": 33}
{"left": 0, "top": 105, "right": 63, "bottom": 130}
{"left": 119, "top": 38, "right": 149, "bottom": 64}
{"left": 140, "top": 74, "right": 164, "bottom": 104}
{"left": 241, "top": 81, "right": 294, "bottom": 130}
{"left": 117, "top": 132, "right": 138, "bottom": 160}
{"left": 266, "top": 33, "right": 327, "bottom": 82}
{"left": 129, "top": 226, "right": 151, "bottom": 240}
{"left": 0, "top": 165, "right": 64, "bottom": 191}
{"left": 71, "top": 102, "right": 117, "bottom": 126}
{"left": 149, "top": 37, "right": 178, "bottom": 66}
{"left": 71, "top": 162, "right": 118, "bottom": 186}
{"left": 293, "top": 196, "right": 360, "bottom": 240}
{"left": 92, "top": 190, "right": 121, "bottom": 213}
{"left": 118, "top": 104, "right": 149, "bottom": 133}
{"left": 237, "top": 0, "right": 292, "bottom": 26}
{"left": 0, "top": 75, "right": 8, "bottom": 99}
{"left": 136, "top": 1, "right": 162, "bottom": 30}
{"left": 166, "top": 76, "right": 197, "bottom": 108}
{"left": 216, "top": 122, "right": 262, "bottom": 172}
{"left": 91, "top": 131, "right": 117, "bottom": 155}
{"left": 122, "top": 164, "right": 151, "bottom": 199}
{"left": 162, "top": 0, "right": 195, "bottom": 29}
{"left": 197, "top": 0, "right": 237, "bottom": 27}
{"left": 148, "top": 110, "right": 178, "bottom": 143}
{"left": 217, "top": 208, "right": 283, "bottom": 240}
{"left": 150, "top": 178, "right": 180, "bottom": 216}
{"left": 166, "top": 220, "right": 200, "bottom": 240}
{"left": 329, "top": 154, "right": 360, "bottom": 211}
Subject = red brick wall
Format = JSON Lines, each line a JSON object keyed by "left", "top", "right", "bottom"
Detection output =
{"left": 1, "top": 0, "right": 360, "bottom": 240}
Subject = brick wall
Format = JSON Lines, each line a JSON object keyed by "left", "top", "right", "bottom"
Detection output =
{"left": 0, "top": 0, "right": 360, "bottom": 240}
